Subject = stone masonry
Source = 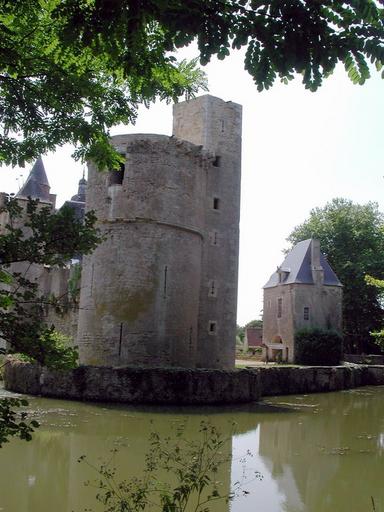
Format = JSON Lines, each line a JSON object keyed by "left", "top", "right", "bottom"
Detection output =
{"left": 263, "top": 239, "right": 343, "bottom": 363}
{"left": 76, "top": 95, "right": 242, "bottom": 369}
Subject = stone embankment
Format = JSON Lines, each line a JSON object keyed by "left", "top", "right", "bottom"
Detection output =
{"left": 3, "top": 358, "right": 261, "bottom": 405}
{"left": 3, "top": 358, "right": 384, "bottom": 404}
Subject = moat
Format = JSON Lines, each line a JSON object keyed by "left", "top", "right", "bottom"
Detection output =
{"left": 0, "top": 385, "right": 383, "bottom": 512}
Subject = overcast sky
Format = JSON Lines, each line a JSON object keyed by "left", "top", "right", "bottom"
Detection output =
{"left": 2, "top": 48, "right": 383, "bottom": 325}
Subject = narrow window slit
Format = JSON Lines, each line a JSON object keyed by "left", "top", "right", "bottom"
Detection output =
{"left": 277, "top": 298, "right": 282, "bottom": 318}
{"left": 213, "top": 197, "right": 220, "bottom": 210}
{"left": 213, "top": 156, "right": 221, "bottom": 167}
{"left": 118, "top": 323, "right": 123, "bottom": 356}
{"left": 163, "top": 265, "right": 168, "bottom": 298}
{"left": 90, "top": 264, "right": 94, "bottom": 296}
{"left": 208, "top": 279, "right": 217, "bottom": 297}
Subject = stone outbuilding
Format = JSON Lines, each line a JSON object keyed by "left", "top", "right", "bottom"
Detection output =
{"left": 262, "top": 239, "right": 343, "bottom": 363}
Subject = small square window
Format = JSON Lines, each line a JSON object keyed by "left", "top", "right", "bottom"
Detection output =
{"left": 208, "top": 321, "right": 217, "bottom": 335}
{"left": 213, "top": 156, "right": 221, "bottom": 167}
{"left": 108, "top": 156, "right": 125, "bottom": 186}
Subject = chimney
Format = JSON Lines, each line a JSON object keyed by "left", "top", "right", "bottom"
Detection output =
{"left": 311, "top": 239, "right": 324, "bottom": 285}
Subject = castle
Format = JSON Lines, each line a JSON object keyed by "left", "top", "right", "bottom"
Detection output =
{"left": 3, "top": 95, "right": 242, "bottom": 370}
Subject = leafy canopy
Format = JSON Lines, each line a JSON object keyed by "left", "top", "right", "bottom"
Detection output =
{"left": 287, "top": 198, "right": 384, "bottom": 352}
{"left": 1, "top": 0, "right": 384, "bottom": 168}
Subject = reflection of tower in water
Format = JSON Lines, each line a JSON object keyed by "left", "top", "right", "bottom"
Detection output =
{"left": 0, "top": 400, "right": 244, "bottom": 512}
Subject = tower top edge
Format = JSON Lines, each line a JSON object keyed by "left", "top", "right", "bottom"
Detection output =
{"left": 174, "top": 94, "right": 242, "bottom": 111}
{"left": 107, "top": 133, "right": 212, "bottom": 155}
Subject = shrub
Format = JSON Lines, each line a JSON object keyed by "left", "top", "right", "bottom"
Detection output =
{"left": 370, "top": 329, "right": 384, "bottom": 353}
{"left": 80, "top": 421, "right": 261, "bottom": 511}
{"left": 9, "top": 329, "right": 78, "bottom": 370}
{"left": 295, "top": 328, "right": 342, "bottom": 365}
{"left": 248, "top": 346, "right": 262, "bottom": 356}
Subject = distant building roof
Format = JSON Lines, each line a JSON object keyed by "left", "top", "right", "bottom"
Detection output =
{"left": 16, "top": 157, "right": 52, "bottom": 202}
{"left": 62, "top": 174, "right": 87, "bottom": 222}
{"left": 70, "top": 173, "right": 87, "bottom": 203}
{"left": 263, "top": 239, "right": 342, "bottom": 288}
{"left": 62, "top": 200, "right": 86, "bottom": 222}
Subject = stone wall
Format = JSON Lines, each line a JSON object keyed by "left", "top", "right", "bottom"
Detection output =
{"left": 174, "top": 95, "right": 242, "bottom": 369}
{"left": 343, "top": 354, "right": 384, "bottom": 365}
{"left": 3, "top": 358, "right": 261, "bottom": 405}
{"left": 4, "top": 358, "right": 384, "bottom": 405}
{"left": 77, "top": 135, "right": 210, "bottom": 368}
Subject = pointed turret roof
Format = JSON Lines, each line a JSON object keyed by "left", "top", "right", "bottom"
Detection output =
{"left": 16, "top": 157, "right": 51, "bottom": 202}
{"left": 263, "top": 239, "right": 342, "bottom": 288}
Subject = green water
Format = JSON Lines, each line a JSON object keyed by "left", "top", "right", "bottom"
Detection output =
{"left": 0, "top": 385, "right": 383, "bottom": 512}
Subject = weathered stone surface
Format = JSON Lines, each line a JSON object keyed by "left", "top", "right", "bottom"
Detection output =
{"left": 77, "top": 96, "right": 242, "bottom": 370}
{"left": 5, "top": 359, "right": 384, "bottom": 404}
{"left": 3, "top": 359, "right": 261, "bottom": 405}
{"left": 344, "top": 354, "right": 384, "bottom": 365}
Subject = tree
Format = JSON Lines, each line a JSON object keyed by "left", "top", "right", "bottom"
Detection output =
{"left": 245, "top": 319, "right": 263, "bottom": 329}
{"left": 0, "top": 397, "right": 39, "bottom": 448}
{"left": 0, "top": 195, "right": 102, "bottom": 365}
{"left": 287, "top": 198, "right": 384, "bottom": 353}
{"left": 1, "top": 0, "right": 384, "bottom": 169}
{"left": 0, "top": 194, "right": 102, "bottom": 444}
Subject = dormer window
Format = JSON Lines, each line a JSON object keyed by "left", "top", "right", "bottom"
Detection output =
{"left": 277, "top": 267, "right": 289, "bottom": 283}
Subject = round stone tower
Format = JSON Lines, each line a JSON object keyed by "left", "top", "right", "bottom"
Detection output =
{"left": 77, "top": 134, "right": 210, "bottom": 367}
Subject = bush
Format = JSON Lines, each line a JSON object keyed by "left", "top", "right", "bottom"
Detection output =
{"left": 248, "top": 346, "right": 262, "bottom": 356}
{"left": 295, "top": 328, "right": 342, "bottom": 366}
{"left": 370, "top": 329, "right": 384, "bottom": 353}
{"left": 9, "top": 329, "right": 78, "bottom": 370}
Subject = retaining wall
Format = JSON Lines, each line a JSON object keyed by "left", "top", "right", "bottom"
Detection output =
{"left": 3, "top": 359, "right": 261, "bottom": 405}
{"left": 3, "top": 359, "right": 384, "bottom": 404}
{"left": 343, "top": 354, "right": 384, "bottom": 365}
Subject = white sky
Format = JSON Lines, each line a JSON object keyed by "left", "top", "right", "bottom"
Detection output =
{"left": 1, "top": 48, "right": 383, "bottom": 326}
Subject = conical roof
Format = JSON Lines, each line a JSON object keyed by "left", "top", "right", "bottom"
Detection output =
{"left": 16, "top": 157, "right": 51, "bottom": 202}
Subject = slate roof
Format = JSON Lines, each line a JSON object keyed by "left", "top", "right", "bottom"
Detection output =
{"left": 16, "top": 157, "right": 51, "bottom": 202}
{"left": 62, "top": 200, "right": 86, "bottom": 222}
{"left": 71, "top": 176, "right": 87, "bottom": 203}
{"left": 62, "top": 175, "right": 87, "bottom": 222}
{"left": 263, "top": 239, "right": 342, "bottom": 288}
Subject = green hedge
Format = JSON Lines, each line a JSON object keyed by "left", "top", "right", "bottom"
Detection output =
{"left": 295, "top": 328, "right": 343, "bottom": 366}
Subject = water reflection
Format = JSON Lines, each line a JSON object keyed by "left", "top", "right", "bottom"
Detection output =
{"left": 0, "top": 386, "right": 383, "bottom": 512}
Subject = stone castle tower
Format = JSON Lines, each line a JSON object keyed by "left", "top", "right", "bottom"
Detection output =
{"left": 77, "top": 95, "right": 242, "bottom": 369}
